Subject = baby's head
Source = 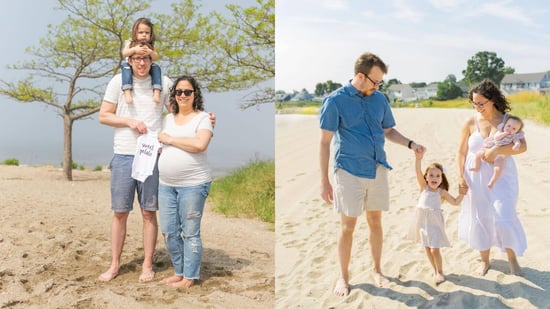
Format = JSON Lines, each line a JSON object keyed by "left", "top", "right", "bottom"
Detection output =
{"left": 503, "top": 115, "right": 523, "bottom": 134}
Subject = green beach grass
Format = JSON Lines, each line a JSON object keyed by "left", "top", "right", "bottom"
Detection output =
{"left": 277, "top": 91, "right": 550, "bottom": 126}
{"left": 208, "top": 160, "right": 275, "bottom": 227}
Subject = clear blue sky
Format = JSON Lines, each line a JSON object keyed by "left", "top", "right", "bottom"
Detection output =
{"left": 276, "top": 0, "right": 550, "bottom": 92}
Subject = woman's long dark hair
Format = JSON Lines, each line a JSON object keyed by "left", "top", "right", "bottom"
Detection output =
{"left": 469, "top": 78, "right": 511, "bottom": 114}
{"left": 169, "top": 75, "right": 204, "bottom": 114}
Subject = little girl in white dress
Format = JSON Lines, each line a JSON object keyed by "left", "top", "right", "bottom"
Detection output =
{"left": 408, "top": 150, "right": 466, "bottom": 284}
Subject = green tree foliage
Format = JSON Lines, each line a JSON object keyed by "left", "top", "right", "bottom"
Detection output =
{"left": 314, "top": 80, "right": 342, "bottom": 96}
{"left": 0, "top": 0, "right": 274, "bottom": 180}
{"left": 436, "top": 74, "right": 463, "bottom": 100}
{"left": 462, "top": 51, "right": 515, "bottom": 86}
{"left": 156, "top": 0, "right": 274, "bottom": 108}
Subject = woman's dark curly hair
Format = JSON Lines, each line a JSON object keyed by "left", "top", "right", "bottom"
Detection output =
{"left": 468, "top": 78, "right": 511, "bottom": 114}
{"left": 169, "top": 75, "right": 204, "bottom": 114}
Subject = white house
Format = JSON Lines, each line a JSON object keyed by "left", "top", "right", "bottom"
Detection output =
{"left": 414, "top": 83, "right": 438, "bottom": 100}
{"left": 500, "top": 72, "right": 550, "bottom": 95}
{"left": 387, "top": 84, "right": 416, "bottom": 102}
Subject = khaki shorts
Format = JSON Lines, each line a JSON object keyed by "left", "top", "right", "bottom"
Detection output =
{"left": 333, "top": 166, "right": 389, "bottom": 217}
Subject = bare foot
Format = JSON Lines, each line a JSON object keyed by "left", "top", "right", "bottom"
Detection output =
{"left": 434, "top": 272, "right": 446, "bottom": 285}
{"left": 170, "top": 278, "right": 194, "bottom": 288}
{"left": 333, "top": 278, "right": 349, "bottom": 297}
{"left": 153, "top": 90, "right": 161, "bottom": 103}
{"left": 509, "top": 259, "right": 522, "bottom": 276}
{"left": 161, "top": 275, "right": 183, "bottom": 284}
{"left": 138, "top": 269, "right": 155, "bottom": 283}
{"left": 98, "top": 268, "right": 119, "bottom": 282}
{"left": 373, "top": 271, "right": 389, "bottom": 287}
{"left": 124, "top": 90, "right": 133, "bottom": 104}
{"left": 477, "top": 262, "right": 490, "bottom": 276}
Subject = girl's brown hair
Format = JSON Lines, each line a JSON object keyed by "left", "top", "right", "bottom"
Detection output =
{"left": 424, "top": 163, "right": 449, "bottom": 191}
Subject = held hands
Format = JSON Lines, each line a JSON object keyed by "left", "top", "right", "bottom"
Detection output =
{"left": 133, "top": 44, "right": 152, "bottom": 57}
{"left": 458, "top": 179, "right": 469, "bottom": 195}
{"left": 410, "top": 141, "right": 426, "bottom": 155}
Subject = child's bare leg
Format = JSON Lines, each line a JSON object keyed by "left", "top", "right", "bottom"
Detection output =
{"left": 124, "top": 89, "right": 133, "bottom": 104}
{"left": 153, "top": 89, "right": 160, "bottom": 103}
{"left": 488, "top": 155, "right": 505, "bottom": 189}
{"left": 469, "top": 150, "right": 483, "bottom": 171}
{"left": 430, "top": 248, "right": 445, "bottom": 284}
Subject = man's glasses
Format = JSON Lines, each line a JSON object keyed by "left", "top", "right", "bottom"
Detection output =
{"left": 363, "top": 73, "right": 384, "bottom": 87}
{"left": 175, "top": 89, "right": 195, "bottom": 96}
{"left": 470, "top": 99, "right": 489, "bottom": 108}
{"left": 130, "top": 56, "right": 151, "bottom": 63}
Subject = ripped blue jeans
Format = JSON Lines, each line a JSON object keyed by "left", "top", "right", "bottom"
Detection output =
{"left": 158, "top": 182, "right": 211, "bottom": 279}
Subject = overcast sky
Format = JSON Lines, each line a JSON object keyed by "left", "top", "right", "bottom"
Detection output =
{"left": 276, "top": 0, "right": 550, "bottom": 92}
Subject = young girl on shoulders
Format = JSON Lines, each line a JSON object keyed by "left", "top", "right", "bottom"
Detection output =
{"left": 121, "top": 17, "right": 162, "bottom": 104}
{"left": 408, "top": 150, "right": 466, "bottom": 285}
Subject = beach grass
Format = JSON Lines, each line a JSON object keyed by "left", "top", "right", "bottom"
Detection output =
{"left": 2, "top": 158, "right": 19, "bottom": 166}
{"left": 277, "top": 91, "right": 550, "bottom": 125}
{"left": 209, "top": 160, "right": 275, "bottom": 226}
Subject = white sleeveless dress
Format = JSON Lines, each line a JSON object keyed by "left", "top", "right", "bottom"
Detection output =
{"left": 457, "top": 114, "right": 527, "bottom": 255}
{"left": 408, "top": 188, "right": 451, "bottom": 248}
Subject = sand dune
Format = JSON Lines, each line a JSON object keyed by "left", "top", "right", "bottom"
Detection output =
{"left": 275, "top": 108, "right": 550, "bottom": 308}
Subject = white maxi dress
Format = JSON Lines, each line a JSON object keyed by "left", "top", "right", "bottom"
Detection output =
{"left": 458, "top": 114, "right": 527, "bottom": 255}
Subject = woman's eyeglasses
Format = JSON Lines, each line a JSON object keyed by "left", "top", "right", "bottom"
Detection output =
{"left": 175, "top": 89, "right": 194, "bottom": 96}
{"left": 470, "top": 100, "right": 489, "bottom": 108}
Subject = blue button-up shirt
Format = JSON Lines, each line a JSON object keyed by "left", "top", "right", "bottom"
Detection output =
{"left": 320, "top": 83, "right": 395, "bottom": 178}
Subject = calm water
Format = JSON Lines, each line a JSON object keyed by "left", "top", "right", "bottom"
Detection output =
{"left": 0, "top": 90, "right": 274, "bottom": 178}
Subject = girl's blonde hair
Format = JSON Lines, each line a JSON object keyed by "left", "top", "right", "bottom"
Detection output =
{"left": 424, "top": 163, "right": 449, "bottom": 191}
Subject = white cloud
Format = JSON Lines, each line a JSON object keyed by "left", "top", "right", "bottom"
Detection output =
{"left": 321, "top": 0, "right": 349, "bottom": 11}
{"left": 474, "top": 0, "right": 537, "bottom": 28}
{"left": 391, "top": 0, "right": 424, "bottom": 23}
{"left": 427, "top": 0, "right": 461, "bottom": 11}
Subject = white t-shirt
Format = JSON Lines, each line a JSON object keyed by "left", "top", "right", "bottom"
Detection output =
{"left": 103, "top": 73, "right": 172, "bottom": 155}
{"left": 158, "top": 112, "right": 213, "bottom": 187}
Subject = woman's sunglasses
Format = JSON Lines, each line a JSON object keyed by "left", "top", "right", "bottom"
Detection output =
{"left": 175, "top": 89, "right": 194, "bottom": 96}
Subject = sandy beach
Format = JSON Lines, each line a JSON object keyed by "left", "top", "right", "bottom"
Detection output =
{"left": 0, "top": 166, "right": 273, "bottom": 308}
{"left": 275, "top": 108, "right": 550, "bottom": 308}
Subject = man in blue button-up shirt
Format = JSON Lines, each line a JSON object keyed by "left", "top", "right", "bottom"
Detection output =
{"left": 320, "top": 52, "right": 425, "bottom": 296}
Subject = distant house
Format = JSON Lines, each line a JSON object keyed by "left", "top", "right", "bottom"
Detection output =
{"left": 500, "top": 72, "right": 550, "bottom": 95}
{"left": 414, "top": 83, "right": 438, "bottom": 100}
{"left": 290, "top": 90, "right": 314, "bottom": 101}
{"left": 387, "top": 84, "right": 416, "bottom": 102}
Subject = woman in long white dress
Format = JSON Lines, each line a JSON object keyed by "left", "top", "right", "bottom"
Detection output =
{"left": 457, "top": 78, "right": 527, "bottom": 276}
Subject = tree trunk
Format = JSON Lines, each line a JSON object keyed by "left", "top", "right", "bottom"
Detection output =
{"left": 63, "top": 115, "right": 73, "bottom": 181}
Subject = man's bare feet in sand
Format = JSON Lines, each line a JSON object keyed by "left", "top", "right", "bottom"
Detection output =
{"left": 170, "top": 278, "right": 194, "bottom": 288}
{"left": 434, "top": 272, "right": 446, "bottom": 285}
{"left": 373, "top": 271, "right": 389, "bottom": 287}
{"left": 161, "top": 275, "right": 183, "bottom": 285}
{"left": 477, "top": 261, "right": 490, "bottom": 276}
{"left": 98, "top": 268, "right": 119, "bottom": 282}
{"left": 333, "top": 278, "right": 349, "bottom": 297}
